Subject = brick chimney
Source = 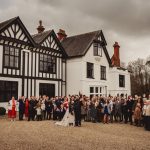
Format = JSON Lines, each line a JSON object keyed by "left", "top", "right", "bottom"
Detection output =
{"left": 111, "top": 42, "right": 120, "bottom": 67}
{"left": 57, "top": 29, "right": 67, "bottom": 41}
{"left": 37, "top": 20, "right": 45, "bottom": 33}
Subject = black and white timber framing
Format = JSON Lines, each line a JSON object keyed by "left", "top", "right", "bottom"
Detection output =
{"left": 0, "top": 16, "right": 67, "bottom": 102}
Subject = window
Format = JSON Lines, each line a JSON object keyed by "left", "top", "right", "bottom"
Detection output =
{"left": 100, "top": 87, "right": 102, "bottom": 93}
{"left": 119, "top": 75, "right": 125, "bottom": 87}
{"left": 95, "top": 87, "right": 99, "bottom": 96}
{"left": 101, "top": 66, "right": 106, "bottom": 80}
{"left": 90, "top": 87, "right": 94, "bottom": 99}
{"left": 90, "top": 87, "right": 94, "bottom": 93}
{"left": 3, "top": 46, "right": 20, "bottom": 69}
{"left": 39, "top": 54, "right": 56, "bottom": 74}
{"left": 0, "top": 81, "right": 18, "bottom": 102}
{"left": 95, "top": 87, "right": 98, "bottom": 93}
{"left": 89, "top": 86, "right": 106, "bottom": 97}
{"left": 87, "top": 62, "right": 94, "bottom": 78}
{"left": 93, "top": 43, "right": 102, "bottom": 56}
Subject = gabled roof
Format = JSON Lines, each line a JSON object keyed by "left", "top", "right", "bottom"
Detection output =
{"left": 0, "top": 16, "right": 35, "bottom": 46}
{"left": 0, "top": 17, "right": 17, "bottom": 31}
{"left": 32, "top": 30, "right": 52, "bottom": 44}
{"left": 32, "top": 30, "right": 68, "bottom": 57}
{"left": 62, "top": 30, "right": 111, "bottom": 65}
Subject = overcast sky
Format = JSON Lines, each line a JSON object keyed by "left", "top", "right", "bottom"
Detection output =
{"left": 0, "top": 0, "right": 150, "bottom": 65}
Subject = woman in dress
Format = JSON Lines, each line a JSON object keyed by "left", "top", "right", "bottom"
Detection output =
{"left": 134, "top": 102, "right": 141, "bottom": 126}
{"left": 9, "top": 97, "right": 17, "bottom": 121}
{"left": 55, "top": 97, "right": 75, "bottom": 127}
{"left": 24, "top": 98, "right": 29, "bottom": 120}
{"left": 103, "top": 99, "right": 111, "bottom": 124}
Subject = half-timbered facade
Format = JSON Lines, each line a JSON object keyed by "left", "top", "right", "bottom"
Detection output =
{"left": 0, "top": 17, "right": 66, "bottom": 108}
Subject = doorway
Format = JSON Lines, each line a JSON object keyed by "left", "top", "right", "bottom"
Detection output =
{"left": 39, "top": 83, "right": 55, "bottom": 98}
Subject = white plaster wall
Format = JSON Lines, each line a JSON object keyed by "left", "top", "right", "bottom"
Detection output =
{"left": 62, "top": 84, "right": 66, "bottom": 96}
{"left": 108, "top": 67, "right": 131, "bottom": 96}
{"left": 67, "top": 57, "right": 82, "bottom": 95}
{"left": 66, "top": 44, "right": 109, "bottom": 96}
{"left": 81, "top": 45, "right": 109, "bottom": 96}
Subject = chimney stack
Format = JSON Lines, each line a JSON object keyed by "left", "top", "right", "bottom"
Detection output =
{"left": 111, "top": 42, "right": 120, "bottom": 67}
{"left": 37, "top": 20, "right": 45, "bottom": 33}
{"left": 57, "top": 29, "right": 67, "bottom": 41}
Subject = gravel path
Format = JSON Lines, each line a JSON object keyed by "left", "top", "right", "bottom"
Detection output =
{"left": 0, "top": 117, "right": 150, "bottom": 150}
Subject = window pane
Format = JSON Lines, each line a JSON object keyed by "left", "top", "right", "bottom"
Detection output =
{"left": 90, "top": 87, "right": 94, "bottom": 93}
{"left": 40, "top": 61, "right": 43, "bottom": 71}
{"left": 93, "top": 43, "right": 98, "bottom": 56}
{"left": 53, "top": 64, "right": 56, "bottom": 72}
{"left": 48, "top": 56, "right": 51, "bottom": 62}
{"left": 43, "top": 55, "right": 47, "bottom": 61}
{"left": 44, "top": 62, "right": 47, "bottom": 71}
{"left": 10, "top": 56, "right": 14, "bottom": 67}
{"left": 10, "top": 47, "right": 14, "bottom": 55}
{"left": 95, "top": 87, "right": 98, "bottom": 93}
{"left": 15, "top": 57, "right": 18, "bottom": 68}
{"left": 100, "top": 87, "right": 102, "bottom": 93}
{"left": 15, "top": 49, "right": 19, "bottom": 56}
{"left": 98, "top": 45, "right": 102, "bottom": 56}
{"left": 40, "top": 54, "right": 43, "bottom": 61}
{"left": 119, "top": 75, "right": 125, "bottom": 87}
{"left": 87, "top": 62, "right": 94, "bottom": 78}
{"left": 101, "top": 66, "right": 106, "bottom": 80}
{"left": 47, "top": 63, "right": 52, "bottom": 72}
{"left": 5, "top": 46, "right": 9, "bottom": 54}
{"left": 4, "top": 55, "right": 9, "bottom": 66}
{"left": 52, "top": 57, "right": 56, "bottom": 63}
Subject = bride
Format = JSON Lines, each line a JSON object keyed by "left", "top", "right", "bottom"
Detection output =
{"left": 55, "top": 97, "right": 74, "bottom": 127}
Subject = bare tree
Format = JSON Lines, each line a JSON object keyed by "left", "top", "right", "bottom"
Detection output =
{"left": 127, "top": 57, "right": 150, "bottom": 97}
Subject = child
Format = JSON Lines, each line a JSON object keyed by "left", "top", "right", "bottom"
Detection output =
{"left": 36, "top": 104, "right": 42, "bottom": 121}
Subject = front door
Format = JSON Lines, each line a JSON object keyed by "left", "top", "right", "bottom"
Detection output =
{"left": 39, "top": 83, "right": 55, "bottom": 98}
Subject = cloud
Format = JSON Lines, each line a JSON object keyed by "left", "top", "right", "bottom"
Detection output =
{"left": 0, "top": 0, "right": 150, "bottom": 64}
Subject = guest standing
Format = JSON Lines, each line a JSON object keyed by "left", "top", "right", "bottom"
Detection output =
{"left": 18, "top": 96, "right": 25, "bottom": 120}
{"left": 73, "top": 96, "right": 82, "bottom": 126}
{"left": 9, "top": 97, "right": 17, "bottom": 121}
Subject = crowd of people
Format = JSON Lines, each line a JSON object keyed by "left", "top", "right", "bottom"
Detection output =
{"left": 7, "top": 94, "right": 150, "bottom": 130}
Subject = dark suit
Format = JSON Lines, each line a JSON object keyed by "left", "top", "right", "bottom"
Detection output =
{"left": 73, "top": 99, "right": 82, "bottom": 126}
{"left": 127, "top": 99, "right": 134, "bottom": 124}
{"left": 28, "top": 99, "right": 36, "bottom": 121}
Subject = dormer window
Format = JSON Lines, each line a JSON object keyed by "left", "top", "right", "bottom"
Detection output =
{"left": 93, "top": 43, "right": 102, "bottom": 57}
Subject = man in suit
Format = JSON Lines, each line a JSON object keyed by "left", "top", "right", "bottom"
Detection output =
{"left": 127, "top": 96, "right": 134, "bottom": 125}
{"left": 28, "top": 97, "right": 36, "bottom": 121}
{"left": 114, "top": 98, "right": 122, "bottom": 122}
{"left": 73, "top": 95, "right": 82, "bottom": 127}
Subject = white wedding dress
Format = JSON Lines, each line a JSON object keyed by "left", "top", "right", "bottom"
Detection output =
{"left": 55, "top": 109, "right": 75, "bottom": 127}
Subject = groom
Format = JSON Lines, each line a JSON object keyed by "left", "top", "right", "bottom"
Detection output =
{"left": 73, "top": 95, "right": 82, "bottom": 127}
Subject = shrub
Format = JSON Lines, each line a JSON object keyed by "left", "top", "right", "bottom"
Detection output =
{"left": 0, "top": 107, "right": 6, "bottom": 116}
